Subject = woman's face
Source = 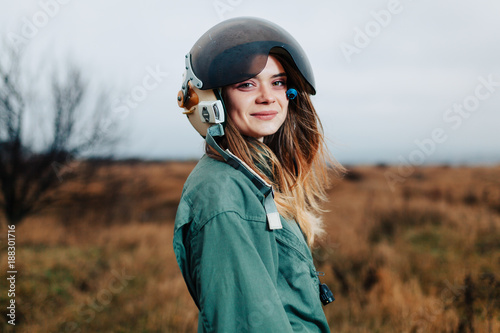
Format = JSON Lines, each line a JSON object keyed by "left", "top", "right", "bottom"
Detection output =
{"left": 224, "top": 56, "right": 288, "bottom": 142}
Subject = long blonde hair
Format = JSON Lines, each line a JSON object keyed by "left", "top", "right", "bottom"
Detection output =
{"left": 206, "top": 52, "right": 343, "bottom": 245}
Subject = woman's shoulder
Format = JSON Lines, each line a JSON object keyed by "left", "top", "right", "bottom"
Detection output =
{"left": 184, "top": 154, "right": 237, "bottom": 186}
{"left": 184, "top": 154, "right": 260, "bottom": 193}
{"left": 177, "top": 155, "right": 267, "bottom": 228}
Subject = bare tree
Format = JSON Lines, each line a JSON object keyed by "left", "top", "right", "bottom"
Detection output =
{"left": 0, "top": 42, "right": 118, "bottom": 226}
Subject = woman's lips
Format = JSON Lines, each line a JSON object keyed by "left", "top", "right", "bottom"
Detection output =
{"left": 251, "top": 111, "right": 278, "bottom": 120}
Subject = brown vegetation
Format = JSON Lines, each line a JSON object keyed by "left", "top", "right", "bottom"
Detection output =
{"left": 1, "top": 161, "right": 499, "bottom": 332}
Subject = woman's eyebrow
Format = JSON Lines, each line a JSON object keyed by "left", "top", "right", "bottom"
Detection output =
{"left": 272, "top": 72, "right": 287, "bottom": 78}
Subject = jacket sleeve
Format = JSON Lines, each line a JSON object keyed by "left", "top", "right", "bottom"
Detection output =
{"left": 188, "top": 211, "right": 294, "bottom": 333}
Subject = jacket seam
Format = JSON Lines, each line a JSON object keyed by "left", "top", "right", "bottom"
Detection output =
{"left": 189, "top": 209, "right": 267, "bottom": 236}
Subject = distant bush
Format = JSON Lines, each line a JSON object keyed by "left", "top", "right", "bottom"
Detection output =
{"left": 462, "top": 190, "right": 479, "bottom": 206}
{"left": 369, "top": 207, "right": 444, "bottom": 243}
{"left": 344, "top": 169, "right": 364, "bottom": 182}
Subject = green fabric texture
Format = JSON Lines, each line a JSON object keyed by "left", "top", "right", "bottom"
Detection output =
{"left": 174, "top": 155, "right": 331, "bottom": 332}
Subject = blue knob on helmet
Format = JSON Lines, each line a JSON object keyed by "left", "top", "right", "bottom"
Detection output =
{"left": 286, "top": 88, "right": 298, "bottom": 100}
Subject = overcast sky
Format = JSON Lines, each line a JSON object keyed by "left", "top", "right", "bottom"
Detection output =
{"left": 1, "top": 0, "right": 499, "bottom": 164}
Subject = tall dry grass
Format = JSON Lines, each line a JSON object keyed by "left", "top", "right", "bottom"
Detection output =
{"left": 0, "top": 161, "right": 499, "bottom": 332}
{"left": 317, "top": 165, "right": 500, "bottom": 332}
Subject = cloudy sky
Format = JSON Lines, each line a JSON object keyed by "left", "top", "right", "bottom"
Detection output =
{"left": 1, "top": 0, "right": 499, "bottom": 164}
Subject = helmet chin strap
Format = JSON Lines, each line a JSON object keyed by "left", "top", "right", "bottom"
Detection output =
{"left": 205, "top": 124, "right": 282, "bottom": 230}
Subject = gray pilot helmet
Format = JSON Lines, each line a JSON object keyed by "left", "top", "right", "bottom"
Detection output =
{"left": 177, "top": 17, "right": 315, "bottom": 137}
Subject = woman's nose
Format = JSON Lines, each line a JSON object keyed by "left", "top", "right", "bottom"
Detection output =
{"left": 256, "top": 85, "right": 276, "bottom": 104}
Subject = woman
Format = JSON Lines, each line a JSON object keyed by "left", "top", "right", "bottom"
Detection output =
{"left": 174, "top": 17, "right": 341, "bottom": 332}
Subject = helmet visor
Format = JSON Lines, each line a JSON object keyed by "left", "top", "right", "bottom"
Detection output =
{"left": 190, "top": 17, "right": 316, "bottom": 94}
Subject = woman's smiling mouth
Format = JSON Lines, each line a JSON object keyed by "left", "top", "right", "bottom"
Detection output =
{"left": 250, "top": 111, "right": 278, "bottom": 120}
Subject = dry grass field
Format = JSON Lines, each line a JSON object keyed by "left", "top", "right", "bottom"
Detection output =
{"left": 1, "top": 160, "right": 499, "bottom": 332}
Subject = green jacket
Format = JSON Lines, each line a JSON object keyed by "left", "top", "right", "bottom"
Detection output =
{"left": 174, "top": 155, "right": 331, "bottom": 332}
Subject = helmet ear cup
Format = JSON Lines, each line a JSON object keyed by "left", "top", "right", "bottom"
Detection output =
{"left": 178, "top": 85, "right": 224, "bottom": 138}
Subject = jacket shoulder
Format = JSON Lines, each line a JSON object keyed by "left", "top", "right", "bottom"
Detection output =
{"left": 176, "top": 155, "right": 267, "bottom": 232}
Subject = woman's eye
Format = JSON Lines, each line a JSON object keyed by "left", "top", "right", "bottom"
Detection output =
{"left": 237, "top": 82, "right": 254, "bottom": 88}
{"left": 273, "top": 80, "right": 286, "bottom": 86}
